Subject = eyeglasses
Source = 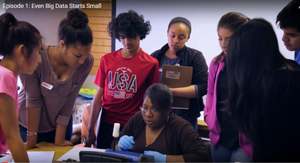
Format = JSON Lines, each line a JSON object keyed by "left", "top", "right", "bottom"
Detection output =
{"left": 140, "top": 106, "right": 160, "bottom": 115}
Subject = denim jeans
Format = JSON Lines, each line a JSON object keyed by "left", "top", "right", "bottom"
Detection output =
{"left": 188, "top": 118, "right": 198, "bottom": 131}
{"left": 19, "top": 115, "right": 73, "bottom": 143}
{"left": 210, "top": 143, "right": 251, "bottom": 162}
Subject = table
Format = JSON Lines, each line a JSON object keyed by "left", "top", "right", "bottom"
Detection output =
{"left": 197, "top": 119, "right": 209, "bottom": 138}
{"left": 27, "top": 142, "right": 73, "bottom": 161}
{"left": 197, "top": 119, "right": 208, "bottom": 130}
{"left": 28, "top": 121, "right": 209, "bottom": 161}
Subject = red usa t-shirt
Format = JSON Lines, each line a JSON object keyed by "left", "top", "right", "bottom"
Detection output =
{"left": 94, "top": 48, "right": 159, "bottom": 126}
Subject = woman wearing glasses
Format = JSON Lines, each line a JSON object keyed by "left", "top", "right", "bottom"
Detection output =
{"left": 115, "top": 83, "right": 209, "bottom": 162}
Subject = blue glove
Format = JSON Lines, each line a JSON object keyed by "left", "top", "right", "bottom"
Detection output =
{"left": 118, "top": 135, "right": 135, "bottom": 151}
{"left": 144, "top": 150, "right": 166, "bottom": 162}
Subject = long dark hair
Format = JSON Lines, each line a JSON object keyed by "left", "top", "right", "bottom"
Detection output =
{"left": 226, "top": 18, "right": 287, "bottom": 147}
{"left": 214, "top": 12, "right": 249, "bottom": 64}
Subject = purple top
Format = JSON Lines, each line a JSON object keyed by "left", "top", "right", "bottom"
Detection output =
{"left": 204, "top": 55, "right": 253, "bottom": 160}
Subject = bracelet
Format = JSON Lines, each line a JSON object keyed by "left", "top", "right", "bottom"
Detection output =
{"left": 27, "top": 131, "right": 37, "bottom": 137}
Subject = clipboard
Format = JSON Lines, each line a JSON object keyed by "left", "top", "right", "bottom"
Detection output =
{"left": 161, "top": 65, "right": 193, "bottom": 109}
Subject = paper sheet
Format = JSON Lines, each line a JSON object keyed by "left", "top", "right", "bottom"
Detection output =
{"left": 56, "top": 146, "right": 106, "bottom": 162}
{"left": 0, "top": 153, "right": 12, "bottom": 162}
{"left": 10, "top": 151, "right": 55, "bottom": 163}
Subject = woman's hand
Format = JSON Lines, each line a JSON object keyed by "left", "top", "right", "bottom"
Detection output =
{"left": 25, "top": 142, "right": 37, "bottom": 150}
{"left": 25, "top": 137, "right": 38, "bottom": 150}
{"left": 55, "top": 140, "right": 73, "bottom": 146}
{"left": 84, "top": 130, "right": 96, "bottom": 147}
{"left": 144, "top": 151, "right": 166, "bottom": 162}
{"left": 118, "top": 135, "right": 135, "bottom": 151}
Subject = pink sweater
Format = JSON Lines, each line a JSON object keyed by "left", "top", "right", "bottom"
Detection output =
{"left": 0, "top": 65, "right": 18, "bottom": 153}
{"left": 204, "top": 55, "right": 253, "bottom": 160}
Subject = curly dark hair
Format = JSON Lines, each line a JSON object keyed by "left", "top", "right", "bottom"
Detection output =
{"left": 108, "top": 10, "right": 151, "bottom": 41}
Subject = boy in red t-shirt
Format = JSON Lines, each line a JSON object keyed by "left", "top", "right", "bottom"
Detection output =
{"left": 85, "top": 10, "right": 159, "bottom": 149}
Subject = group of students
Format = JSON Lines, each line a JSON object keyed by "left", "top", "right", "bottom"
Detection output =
{"left": 0, "top": 0, "right": 300, "bottom": 162}
{"left": 204, "top": 0, "right": 300, "bottom": 162}
{"left": 0, "top": 9, "right": 93, "bottom": 162}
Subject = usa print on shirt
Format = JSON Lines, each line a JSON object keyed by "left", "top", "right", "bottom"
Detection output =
{"left": 107, "top": 67, "right": 137, "bottom": 100}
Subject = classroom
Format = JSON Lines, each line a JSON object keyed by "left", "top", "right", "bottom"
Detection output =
{"left": 0, "top": 0, "right": 299, "bottom": 162}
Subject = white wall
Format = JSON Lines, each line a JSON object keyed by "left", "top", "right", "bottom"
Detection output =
{"left": 115, "top": 0, "right": 294, "bottom": 67}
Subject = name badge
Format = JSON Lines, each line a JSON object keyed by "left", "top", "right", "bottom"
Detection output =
{"left": 41, "top": 82, "right": 53, "bottom": 90}
{"left": 166, "top": 70, "right": 180, "bottom": 79}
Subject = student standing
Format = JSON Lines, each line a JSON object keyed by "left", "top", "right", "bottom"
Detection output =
{"left": 85, "top": 10, "right": 159, "bottom": 149}
{"left": 151, "top": 17, "right": 208, "bottom": 130}
{"left": 276, "top": 0, "right": 300, "bottom": 65}
{"left": 18, "top": 9, "right": 94, "bottom": 149}
{"left": 0, "top": 12, "right": 43, "bottom": 162}
{"left": 204, "top": 12, "right": 251, "bottom": 162}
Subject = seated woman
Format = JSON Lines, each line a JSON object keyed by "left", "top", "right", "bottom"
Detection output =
{"left": 115, "top": 83, "right": 209, "bottom": 162}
